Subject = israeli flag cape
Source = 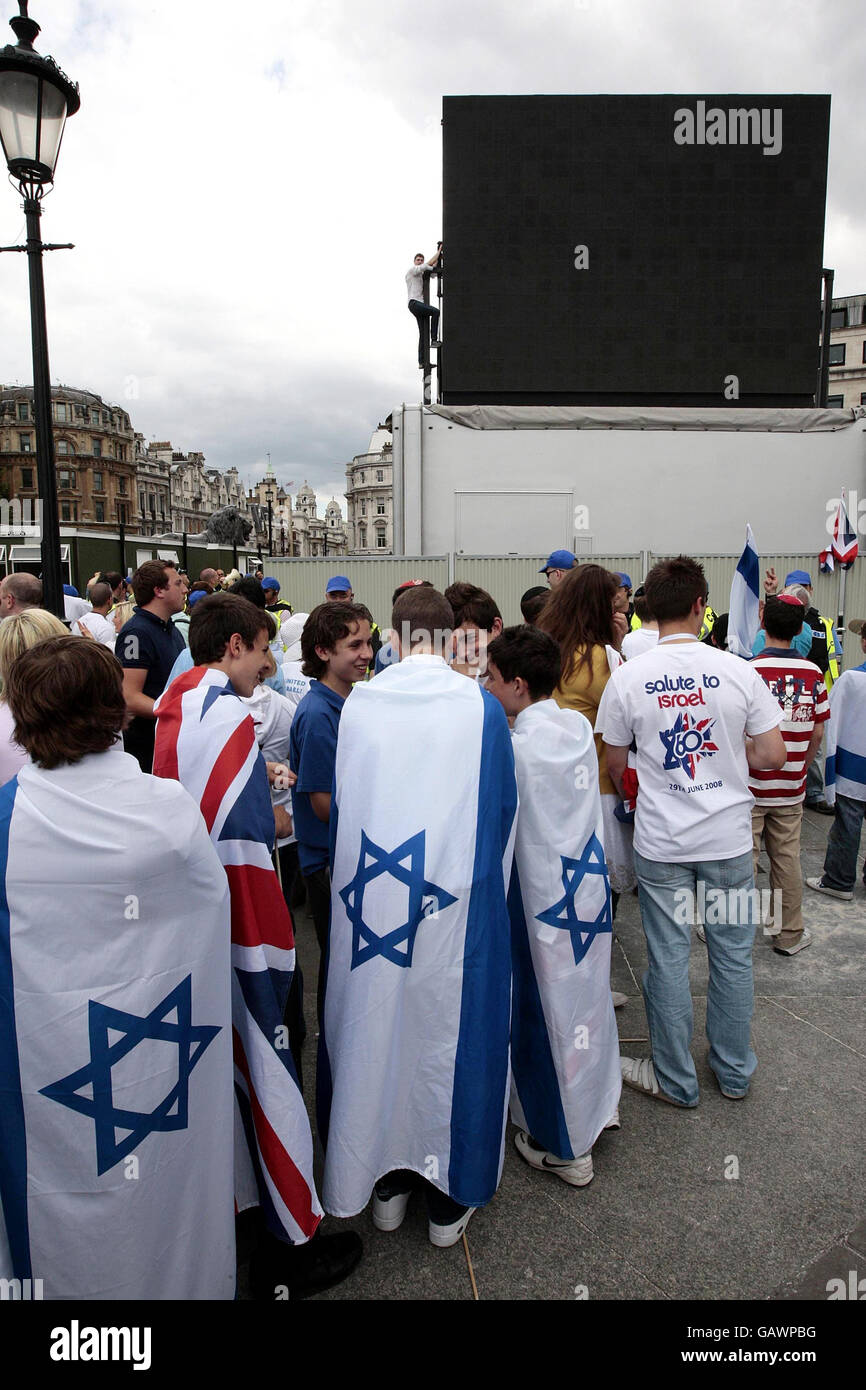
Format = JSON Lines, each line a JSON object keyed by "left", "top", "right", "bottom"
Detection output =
{"left": 319, "top": 654, "right": 518, "bottom": 1216}
{"left": 508, "top": 701, "right": 621, "bottom": 1159}
{"left": 728, "top": 524, "right": 761, "bottom": 658}
{"left": 0, "top": 747, "right": 235, "bottom": 1299}
{"left": 153, "top": 666, "right": 322, "bottom": 1245}
{"left": 824, "top": 664, "right": 866, "bottom": 805}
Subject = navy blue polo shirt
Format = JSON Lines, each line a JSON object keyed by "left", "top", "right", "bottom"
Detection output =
{"left": 289, "top": 679, "right": 345, "bottom": 875}
{"left": 116, "top": 606, "right": 185, "bottom": 772}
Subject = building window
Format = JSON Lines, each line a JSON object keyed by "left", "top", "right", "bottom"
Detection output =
{"left": 830, "top": 308, "right": 847, "bottom": 331}
{"left": 139, "top": 491, "right": 146, "bottom": 513}
{"left": 861, "top": 392, "right": 866, "bottom": 406}
{"left": 93, "top": 471, "right": 104, "bottom": 493}
{"left": 826, "top": 395, "right": 844, "bottom": 408}
{"left": 118, "top": 476, "right": 127, "bottom": 494}
{"left": 359, "top": 472, "right": 365, "bottom": 483}
{"left": 376, "top": 530, "right": 387, "bottom": 549}
{"left": 102, "top": 411, "right": 110, "bottom": 425}
{"left": 828, "top": 343, "right": 846, "bottom": 366}
{"left": 19, "top": 433, "right": 32, "bottom": 452}
{"left": 21, "top": 467, "right": 33, "bottom": 488}
{"left": 17, "top": 402, "right": 29, "bottom": 421}
{"left": 94, "top": 501, "right": 105, "bottom": 523}
{"left": 377, "top": 469, "right": 384, "bottom": 481}
{"left": 92, "top": 438, "right": 102, "bottom": 457}
{"left": 54, "top": 402, "right": 68, "bottom": 422}
{"left": 91, "top": 408, "right": 99, "bottom": 424}
{"left": 377, "top": 501, "right": 385, "bottom": 515}
{"left": 359, "top": 526, "right": 367, "bottom": 548}
{"left": 360, "top": 501, "right": 366, "bottom": 516}
{"left": 55, "top": 439, "right": 74, "bottom": 456}
{"left": 61, "top": 502, "right": 71, "bottom": 521}
{"left": 58, "top": 469, "right": 74, "bottom": 490}
{"left": 862, "top": 340, "right": 866, "bottom": 364}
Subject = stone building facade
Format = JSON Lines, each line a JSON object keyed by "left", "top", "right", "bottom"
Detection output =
{"left": 0, "top": 385, "right": 136, "bottom": 528}
{"left": 825, "top": 293, "right": 866, "bottom": 410}
{"left": 345, "top": 427, "right": 393, "bottom": 554}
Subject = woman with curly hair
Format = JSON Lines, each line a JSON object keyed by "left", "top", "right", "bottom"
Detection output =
{"left": 538, "top": 564, "right": 636, "bottom": 906}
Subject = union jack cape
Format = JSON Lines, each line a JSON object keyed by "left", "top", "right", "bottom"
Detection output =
{"left": 153, "top": 666, "right": 322, "bottom": 1244}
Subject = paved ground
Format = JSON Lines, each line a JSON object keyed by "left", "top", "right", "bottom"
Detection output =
{"left": 244, "top": 808, "right": 865, "bottom": 1302}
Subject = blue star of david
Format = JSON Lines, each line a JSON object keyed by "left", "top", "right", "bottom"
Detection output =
{"left": 536, "top": 834, "right": 612, "bottom": 966}
{"left": 40, "top": 976, "right": 220, "bottom": 1176}
{"left": 340, "top": 829, "right": 458, "bottom": 970}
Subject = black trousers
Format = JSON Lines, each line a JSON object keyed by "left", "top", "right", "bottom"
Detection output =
{"left": 302, "top": 864, "right": 331, "bottom": 1026}
{"left": 408, "top": 299, "right": 440, "bottom": 365}
{"left": 375, "top": 1169, "right": 468, "bottom": 1225}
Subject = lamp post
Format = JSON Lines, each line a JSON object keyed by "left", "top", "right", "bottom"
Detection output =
{"left": 0, "top": 2, "right": 79, "bottom": 618}
{"left": 265, "top": 487, "right": 273, "bottom": 557}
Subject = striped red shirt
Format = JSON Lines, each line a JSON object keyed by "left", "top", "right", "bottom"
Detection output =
{"left": 749, "top": 650, "right": 830, "bottom": 805}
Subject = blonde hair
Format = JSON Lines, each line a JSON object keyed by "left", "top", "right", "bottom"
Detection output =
{"left": 0, "top": 609, "right": 68, "bottom": 695}
{"left": 112, "top": 600, "right": 136, "bottom": 632}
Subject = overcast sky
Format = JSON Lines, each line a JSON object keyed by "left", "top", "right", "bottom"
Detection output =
{"left": 1, "top": 0, "right": 863, "bottom": 513}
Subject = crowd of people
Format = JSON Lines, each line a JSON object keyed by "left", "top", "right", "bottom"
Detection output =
{"left": 0, "top": 548, "right": 863, "bottom": 1300}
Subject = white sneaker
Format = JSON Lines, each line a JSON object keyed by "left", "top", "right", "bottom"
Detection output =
{"left": 611, "top": 990, "right": 628, "bottom": 1009}
{"left": 773, "top": 926, "right": 814, "bottom": 956}
{"left": 604, "top": 1107, "right": 621, "bottom": 1130}
{"left": 372, "top": 1190, "right": 411, "bottom": 1232}
{"left": 428, "top": 1206, "right": 475, "bottom": 1248}
{"left": 805, "top": 876, "right": 852, "bottom": 901}
{"left": 514, "top": 1129, "right": 594, "bottom": 1186}
{"left": 696, "top": 925, "right": 706, "bottom": 943}
{"left": 620, "top": 1056, "right": 695, "bottom": 1107}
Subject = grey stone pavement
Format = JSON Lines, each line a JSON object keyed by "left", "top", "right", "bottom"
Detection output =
{"left": 250, "top": 809, "right": 866, "bottom": 1302}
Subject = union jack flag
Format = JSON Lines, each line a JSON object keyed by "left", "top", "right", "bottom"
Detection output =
{"left": 153, "top": 666, "right": 322, "bottom": 1244}
{"left": 830, "top": 494, "right": 858, "bottom": 569}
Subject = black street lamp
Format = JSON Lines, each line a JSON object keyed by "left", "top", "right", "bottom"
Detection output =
{"left": 0, "top": 2, "right": 79, "bottom": 618}
{"left": 265, "top": 487, "right": 273, "bottom": 557}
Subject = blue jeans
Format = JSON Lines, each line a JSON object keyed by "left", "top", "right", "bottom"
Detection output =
{"left": 634, "top": 849, "right": 758, "bottom": 1105}
{"left": 822, "top": 794, "right": 866, "bottom": 892}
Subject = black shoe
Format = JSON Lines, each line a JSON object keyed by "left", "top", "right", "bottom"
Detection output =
{"left": 805, "top": 800, "right": 835, "bottom": 816}
{"left": 250, "top": 1230, "right": 363, "bottom": 1301}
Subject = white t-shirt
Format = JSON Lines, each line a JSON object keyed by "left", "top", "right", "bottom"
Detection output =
{"left": 621, "top": 627, "right": 659, "bottom": 661}
{"left": 405, "top": 262, "right": 430, "bottom": 302}
{"left": 74, "top": 610, "right": 116, "bottom": 646}
{"left": 597, "top": 637, "right": 782, "bottom": 863}
{"left": 282, "top": 659, "right": 312, "bottom": 711}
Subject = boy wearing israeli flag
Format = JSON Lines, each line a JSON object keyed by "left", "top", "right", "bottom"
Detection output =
{"left": 486, "top": 625, "right": 622, "bottom": 1185}
{"left": 320, "top": 587, "right": 518, "bottom": 1247}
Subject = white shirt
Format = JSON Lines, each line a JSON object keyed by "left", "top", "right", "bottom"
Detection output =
{"left": 74, "top": 610, "right": 116, "bottom": 646}
{"left": 241, "top": 682, "right": 297, "bottom": 847}
{"left": 597, "top": 637, "right": 782, "bottom": 863}
{"left": 63, "top": 594, "right": 91, "bottom": 623}
{"left": 282, "top": 659, "right": 312, "bottom": 712}
{"left": 621, "top": 627, "right": 659, "bottom": 661}
{"left": 406, "top": 262, "right": 431, "bottom": 302}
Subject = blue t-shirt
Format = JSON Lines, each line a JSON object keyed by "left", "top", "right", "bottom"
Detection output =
{"left": 289, "top": 679, "right": 345, "bottom": 874}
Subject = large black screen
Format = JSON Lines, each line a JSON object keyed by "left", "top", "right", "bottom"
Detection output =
{"left": 440, "top": 95, "right": 830, "bottom": 406}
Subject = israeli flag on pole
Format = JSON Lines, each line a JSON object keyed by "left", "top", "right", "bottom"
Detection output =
{"left": 319, "top": 655, "right": 518, "bottom": 1217}
{"left": 728, "top": 524, "right": 761, "bottom": 658}
{"left": 0, "top": 750, "right": 235, "bottom": 1299}
{"left": 508, "top": 701, "right": 621, "bottom": 1160}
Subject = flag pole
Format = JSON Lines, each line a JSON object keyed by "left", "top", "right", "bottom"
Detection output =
{"left": 836, "top": 487, "right": 847, "bottom": 639}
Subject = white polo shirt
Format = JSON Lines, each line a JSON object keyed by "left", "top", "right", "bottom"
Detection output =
{"left": 597, "top": 636, "right": 782, "bottom": 862}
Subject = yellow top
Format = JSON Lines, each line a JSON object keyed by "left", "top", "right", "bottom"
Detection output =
{"left": 554, "top": 644, "right": 616, "bottom": 796}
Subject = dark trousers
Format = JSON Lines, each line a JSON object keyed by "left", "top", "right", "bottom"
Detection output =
{"left": 375, "top": 1169, "right": 467, "bottom": 1225}
{"left": 278, "top": 843, "right": 306, "bottom": 1087}
{"left": 822, "top": 794, "right": 866, "bottom": 891}
{"left": 408, "top": 299, "right": 439, "bottom": 365}
{"left": 302, "top": 864, "right": 331, "bottom": 1026}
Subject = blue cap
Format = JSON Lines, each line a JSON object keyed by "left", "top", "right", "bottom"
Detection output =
{"left": 539, "top": 549, "right": 576, "bottom": 574}
{"left": 326, "top": 575, "right": 352, "bottom": 593}
{"left": 615, "top": 572, "right": 633, "bottom": 590}
{"left": 261, "top": 577, "right": 280, "bottom": 592}
{"left": 784, "top": 569, "right": 812, "bottom": 587}
{"left": 188, "top": 588, "right": 208, "bottom": 608}
{"left": 63, "top": 583, "right": 78, "bottom": 597}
